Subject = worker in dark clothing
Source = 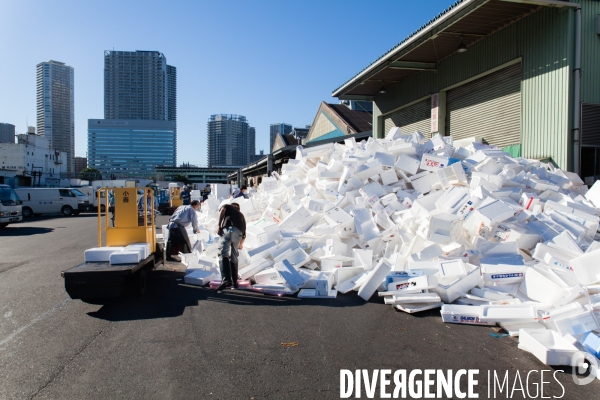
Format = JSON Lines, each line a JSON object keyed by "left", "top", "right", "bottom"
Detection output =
{"left": 201, "top": 184, "right": 211, "bottom": 202}
{"left": 181, "top": 186, "right": 191, "bottom": 205}
{"left": 215, "top": 202, "right": 246, "bottom": 292}
{"left": 229, "top": 185, "right": 248, "bottom": 199}
{"left": 166, "top": 200, "right": 201, "bottom": 261}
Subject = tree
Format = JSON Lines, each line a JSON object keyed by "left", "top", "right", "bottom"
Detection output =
{"left": 80, "top": 167, "right": 102, "bottom": 181}
{"left": 173, "top": 174, "right": 190, "bottom": 185}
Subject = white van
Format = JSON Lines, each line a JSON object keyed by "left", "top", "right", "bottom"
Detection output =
{"left": 15, "top": 188, "right": 90, "bottom": 218}
{"left": 0, "top": 184, "right": 23, "bottom": 228}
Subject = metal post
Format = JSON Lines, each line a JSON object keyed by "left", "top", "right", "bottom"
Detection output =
{"left": 573, "top": 4, "right": 582, "bottom": 175}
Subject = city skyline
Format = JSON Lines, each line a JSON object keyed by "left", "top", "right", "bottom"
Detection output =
{"left": 0, "top": 0, "right": 455, "bottom": 167}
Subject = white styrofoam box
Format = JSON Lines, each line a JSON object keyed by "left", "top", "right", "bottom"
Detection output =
{"left": 315, "top": 272, "right": 334, "bottom": 296}
{"left": 479, "top": 305, "right": 538, "bottom": 323}
{"left": 470, "top": 287, "right": 513, "bottom": 301}
{"left": 538, "top": 303, "right": 587, "bottom": 331}
{"left": 357, "top": 260, "right": 392, "bottom": 301}
{"left": 307, "top": 199, "right": 330, "bottom": 213}
{"left": 125, "top": 243, "right": 150, "bottom": 259}
{"left": 409, "top": 171, "right": 440, "bottom": 194}
{"left": 395, "top": 154, "right": 420, "bottom": 175}
{"left": 428, "top": 212, "right": 460, "bottom": 244}
{"left": 239, "top": 259, "right": 273, "bottom": 280}
{"left": 394, "top": 302, "right": 444, "bottom": 314}
{"left": 435, "top": 186, "right": 470, "bottom": 214}
{"left": 385, "top": 273, "right": 429, "bottom": 292}
{"left": 438, "top": 259, "right": 467, "bottom": 279}
{"left": 109, "top": 250, "right": 142, "bottom": 265}
{"left": 248, "top": 241, "right": 277, "bottom": 261}
{"left": 323, "top": 206, "right": 355, "bottom": 237}
{"left": 431, "top": 263, "right": 481, "bottom": 303}
{"left": 420, "top": 154, "right": 451, "bottom": 172}
{"left": 480, "top": 255, "right": 526, "bottom": 284}
{"left": 518, "top": 329, "right": 579, "bottom": 366}
{"left": 385, "top": 293, "right": 441, "bottom": 304}
{"left": 298, "top": 289, "right": 338, "bottom": 298}
{"left": 270, "top": 240, "right": 302, "bottom": 260}
{"left": 380, "top": 169, "right": 399, "bottom": 186}
{"left": 437, "top": 163, "right": 468, "bottom": 189}
{"left": 184, "top": 269, "right": 219, "bottom": 286}
{"left": 584, "top": 180, "right": 600, "bottom": 208}
{"left": 334, "top": 266, "right": 365, "bottom": 285}
{"left": 356, "top": 163, "right": 384, "bottom": 182}
{"left": 571, "top": 249, "right": 600, "bottom": 285}
{"left": 273, "top": 260, "right": 305, "bottom": 291}
{"left": 373, "top": 152, "right": 396, "bottom": 168}
{"left": 553, "top": 310, "right": 599, "bottom": 337}
{"left": 254, "top": 267, "right": 284, "bottom": 285}
{"left": 489, "top": 223, "right": 540, "bottom": 251}
{"left": 324, "top": 239, "right": 347, "bottom": 257}
{"left": 84, "top": 247, "right": 126, "bottom": 262}
{"left": 335, "top": 271, "right": 368, "bottom": 293}
{"left": 518, "top": 266, "right": 567, "bottom": 304}
{"left": 552, "top": 285, "right": 585, "bottom": 308}
{"left": 274, "top": 247, "right": 311, "bottom": 269}
{"left": 278, "top": 206, "right": 315, "bottom": 233}
{"left": 440, "top": 304, "right": 495, "bottom": 326}
{"left": 353, "top": 249, "right": 373, "bottom": 269}
{"left": 409, "top": 243, "right": 443, "bottom": 262}
{"left": 499, "top": 321, "right": 546, "bottom": 337}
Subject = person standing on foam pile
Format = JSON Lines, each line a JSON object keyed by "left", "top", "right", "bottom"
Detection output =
{"left": 215, "top": 202, "right": 246, "bottom": 292}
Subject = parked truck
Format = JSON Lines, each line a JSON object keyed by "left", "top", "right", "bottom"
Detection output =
{"left": 0, "top": 184, "right": 23, "bottom": 228}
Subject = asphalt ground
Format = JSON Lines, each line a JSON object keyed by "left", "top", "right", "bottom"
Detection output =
{"left": 1, "top": 213, "right": 599, "bottom": 399}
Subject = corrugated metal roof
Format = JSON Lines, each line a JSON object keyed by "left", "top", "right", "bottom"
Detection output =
{"left": 332, "top": 0, "right": 467, "bottom": 94}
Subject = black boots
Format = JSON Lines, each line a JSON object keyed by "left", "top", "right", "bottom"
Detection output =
{"left": 231, "top": 261, "right": 239, "bottom": 289}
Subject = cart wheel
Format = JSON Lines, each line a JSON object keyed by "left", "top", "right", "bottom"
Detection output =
{"left": 134, "top": 268, "right": 148, "bottom": 296}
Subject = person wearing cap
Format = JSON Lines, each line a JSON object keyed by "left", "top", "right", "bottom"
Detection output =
{"left": 180, "top": 185, "right": 191, "bottom": 205}
{"left": 215, "top": 202, "right": 246, "bottom": 292}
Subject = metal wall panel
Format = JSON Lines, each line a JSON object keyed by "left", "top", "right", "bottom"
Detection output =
{"left": 581, "top": 0, "right": 600, "bottom": 105}
{"left": 375, "top": 6, "right": 573, "bottom": 169}
{"left": 582, "top": 103, "right": 600, "bottom": 146}
{"left": 446, "top": 64, "right": 521, "bottom": 147}
{"left": 383, "top": 99, "right": 431, "bottom": 137}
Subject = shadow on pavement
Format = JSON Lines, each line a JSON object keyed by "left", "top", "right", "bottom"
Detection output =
{"left": 0, "top": 226, "right": 54, "bottom": 236}
{"left": 86, "top": 268, "right": 371, "bottom": 322}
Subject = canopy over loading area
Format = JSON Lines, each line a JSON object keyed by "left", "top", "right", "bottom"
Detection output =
{"left": 333, "top": 0, "right": 574, "bottom": 100}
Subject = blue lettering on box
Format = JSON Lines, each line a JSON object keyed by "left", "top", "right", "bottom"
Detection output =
{"left": 491, "top": 273, "right": 523, "bottom": 279}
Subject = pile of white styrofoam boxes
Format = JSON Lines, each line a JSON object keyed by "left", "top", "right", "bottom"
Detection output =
{"left": 178, "top": 127, "right": 600, "bottom": 371}
{"left": 84, "top": 242, "right": 150, "bottom": 265}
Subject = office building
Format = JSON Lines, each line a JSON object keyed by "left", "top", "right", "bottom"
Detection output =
{"left": 74, "top": 157, "right": 88, "bottom": 172}
{"left": 269, "top": 123, "right": 292, "bottom": 152}
{"left": 36, "top": 60, "right": 75, "bottom": 172}
{"left": 248, "top": 127, "right": 256, "bottom": 162}
{"left": 88, "top": 119, "right": 176, "bottom": 178}
{"left": 0, "top": 123, "right": 15, "bottom": 143}
{"left": 207, "top": 114, "right": 249, "bottom": 168}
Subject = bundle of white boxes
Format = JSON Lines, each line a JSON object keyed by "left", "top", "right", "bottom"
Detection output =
{"left": 178, "top": 127, "right": 600, "bottom": 370}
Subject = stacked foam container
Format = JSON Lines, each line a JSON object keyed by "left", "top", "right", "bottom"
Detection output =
{"left": 180, "top": 127, "right": 600, "bottom": 372}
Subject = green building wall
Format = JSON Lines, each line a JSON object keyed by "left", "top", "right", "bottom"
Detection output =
{"left": 374, "top": 5, "right": 579, "bottom": 170}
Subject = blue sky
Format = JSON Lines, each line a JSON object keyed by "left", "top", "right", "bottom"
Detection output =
{"left": 0, "top": 0, "right": 455, "bottom": 167}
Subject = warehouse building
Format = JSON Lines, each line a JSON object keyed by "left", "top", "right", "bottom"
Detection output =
{"left": 333, "top": 0, "right": 600, "bottom": 184}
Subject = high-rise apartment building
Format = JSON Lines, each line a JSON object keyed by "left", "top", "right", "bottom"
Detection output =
{"left": 207, "top": 115, "right": 249, "bottom": 168}
{"left": 0, "top": 123, "right": 15, "bottom": 143}
{"left": 104, "top": 50, "right": 176, "bottom": 121}
{"left": 89, "top": 50, "right": 177, "bottom": 177}
{"left": 248, "top": 126, "right": 256, "bottom": 161}
{"left": 36, "top": 60, "right": 75, "bottom": 172}
{"left": 269, "top": 123, "right": 292, "bottom": 152}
